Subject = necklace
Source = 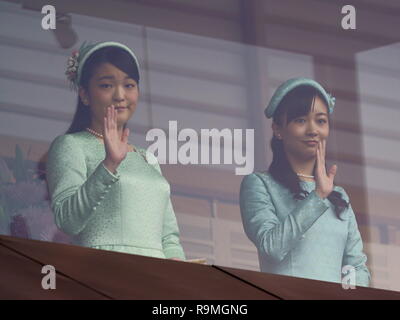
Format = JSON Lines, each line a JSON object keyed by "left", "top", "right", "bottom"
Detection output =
{"left": 297, "top": 173, "right": 314, "bottom": 179}
{"left": 85, "top": 127, "right": 137, "bottom": 153}
{"left": 86, "top": 127, "right": 103, "bottom": 139}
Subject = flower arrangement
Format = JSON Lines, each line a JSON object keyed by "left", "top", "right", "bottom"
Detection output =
{"left": 0, "top": 145, "right": 71, "bottom": 244}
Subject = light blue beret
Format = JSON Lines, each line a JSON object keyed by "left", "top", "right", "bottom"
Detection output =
{"left": 264, "top": 78, "right": 335, "bottom": 118}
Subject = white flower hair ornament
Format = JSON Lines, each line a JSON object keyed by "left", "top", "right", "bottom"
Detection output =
{"left": 65, "top": 41, "right": 94, "bottom": 91}
{"left": 65, "top": 50, "right": 79, "bottom": 90}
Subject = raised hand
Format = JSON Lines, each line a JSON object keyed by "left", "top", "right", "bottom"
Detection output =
{"left": 102, "top": 105, "right": 130, "bottom": 173}
{"left": 315, "top": 139, "right": 337, "bottom": 199}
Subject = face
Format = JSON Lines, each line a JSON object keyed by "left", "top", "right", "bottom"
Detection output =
{"left": 273, "top": 95, "right": 329, "bottom": 162}
{"left": 79, "top": 62, "right": 139, "bottom": 131}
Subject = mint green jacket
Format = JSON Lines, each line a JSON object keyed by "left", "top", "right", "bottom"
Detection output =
{"left": 47, "top": 131, "right": 185, "bottom": 260}
{"left": 240, "top": 172, "right": 371, "bottom": 286}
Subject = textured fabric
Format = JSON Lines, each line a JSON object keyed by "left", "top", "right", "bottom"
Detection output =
{"left": 240, "top": 172, "right": 371, "bottom": 286}
{"left": 264, "top": 78, "right": 335, "bottom": 118}
{"left": 46, "top": 131, "right": 185, "bottom": 260}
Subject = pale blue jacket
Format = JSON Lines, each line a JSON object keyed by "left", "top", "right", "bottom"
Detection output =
{"left": 240, "top": 172, "right": 371, "bottom": 286}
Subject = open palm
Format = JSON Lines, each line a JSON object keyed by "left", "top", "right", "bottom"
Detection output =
{"left": 103, "top": 105, "right": 130, "bottom": 173}
{"left": 315, "top": 139, "right": 337, "bottom": 199}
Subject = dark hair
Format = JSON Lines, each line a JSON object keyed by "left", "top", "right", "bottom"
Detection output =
{"left": 268, "top": 85, "right": 349, "bottom": 218}
{"left": 66, "top": 46, "right": 140, "bottom": 134}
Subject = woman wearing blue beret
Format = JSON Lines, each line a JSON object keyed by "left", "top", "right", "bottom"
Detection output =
{"left": 46, "top": 41, "right": 185, "bottom": 260}
{"left": 240, "top": 78, "right": 370, "bottom": 286}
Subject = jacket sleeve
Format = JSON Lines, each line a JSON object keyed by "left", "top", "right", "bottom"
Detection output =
{"left": 46, "top": 135, "right": 120, "bottom": 235}
{"left": 146, "top": 151, "right": 186, "bottom": 260}
{"left": 340, "top": 189, "right": 371, "bottom": 287}
{"left": 240, "top": 173, "right": 330, "bottom": 263}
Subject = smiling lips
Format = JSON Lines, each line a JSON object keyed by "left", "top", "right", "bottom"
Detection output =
{"left": 114, "top": 106, "right": 128, "bottom": 111}
{"left": 304, "top": 140, "right": 318, "bottom": 146}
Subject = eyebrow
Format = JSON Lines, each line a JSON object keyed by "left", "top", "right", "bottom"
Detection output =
{"left": 296, "top": 112, "right": 327, "bottom": 118}
{"left": 96, "top": 75, "right": 133, "bottom": 81}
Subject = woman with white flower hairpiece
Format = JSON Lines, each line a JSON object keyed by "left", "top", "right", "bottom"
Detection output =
{"left": 46, "top": 41, "right": 185, "bottom": 260}
{"left": 240, "top": 78, "right": 371, "bottom": 286}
